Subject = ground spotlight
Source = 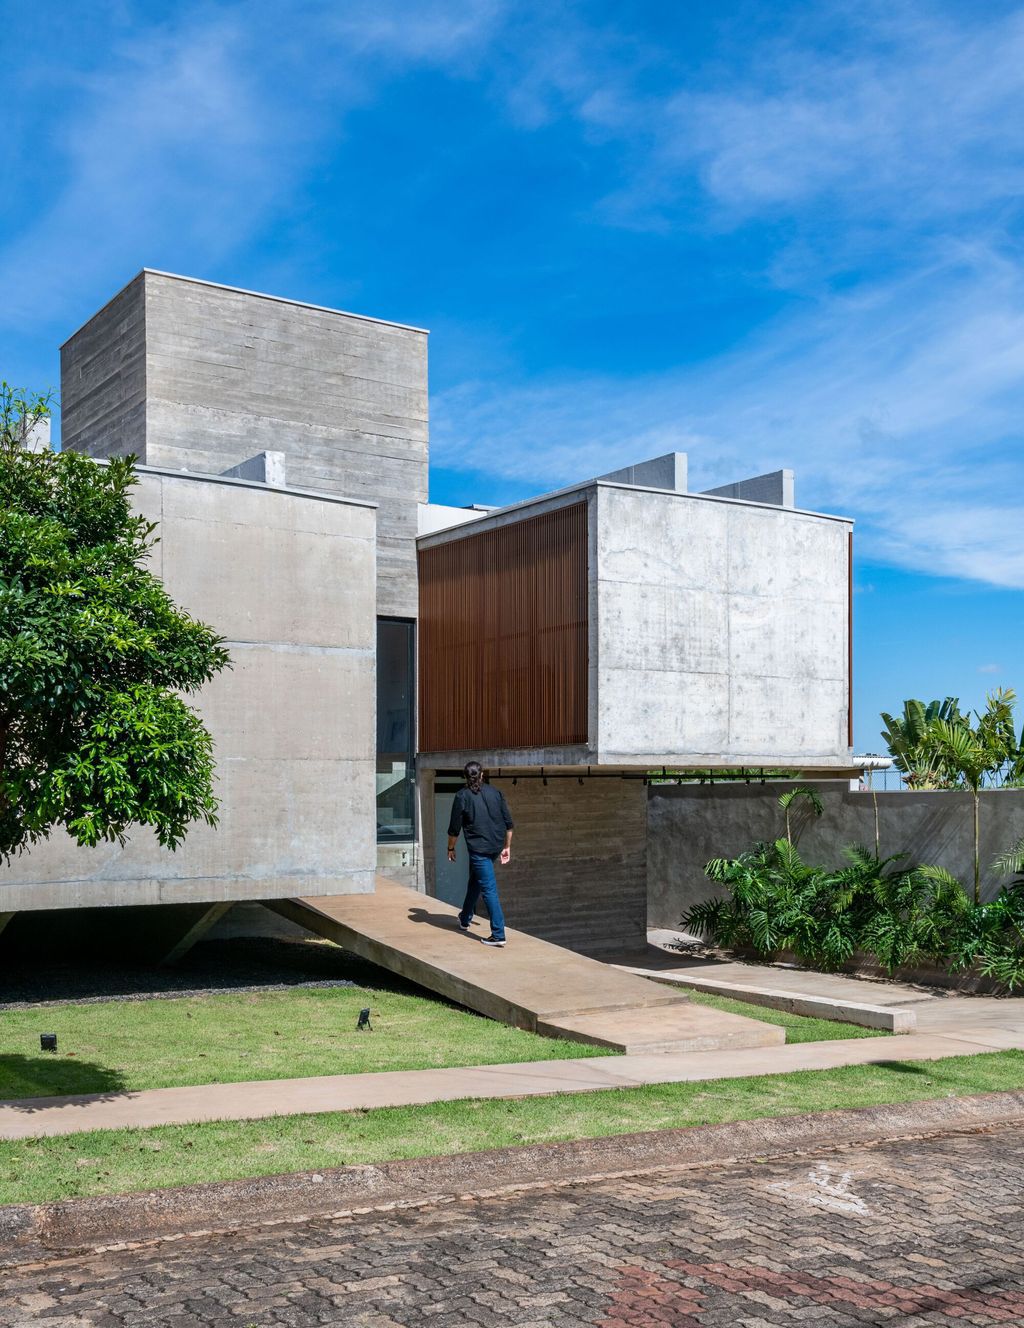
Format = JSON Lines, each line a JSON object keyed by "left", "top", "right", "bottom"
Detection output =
{"left": 356, "top": 1008, "right": 372, "bottom": 1031}
{"left": 40, "top": 1033, "right": 57, "bottom": 1053}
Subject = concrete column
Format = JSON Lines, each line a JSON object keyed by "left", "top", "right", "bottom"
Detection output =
{"left": 159, "top": 902, "right": 234, "bottom": 966}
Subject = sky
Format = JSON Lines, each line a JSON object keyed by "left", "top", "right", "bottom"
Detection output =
{"left": 2, "top": 0, "right": 1023, "bottom": 755}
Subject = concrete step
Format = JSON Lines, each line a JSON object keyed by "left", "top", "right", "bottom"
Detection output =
{"left": 270, "top": 879, "right": 776, "bottom": 1055}
{"left": 540, "top": 1003, "right": 785, "bottom": 1054}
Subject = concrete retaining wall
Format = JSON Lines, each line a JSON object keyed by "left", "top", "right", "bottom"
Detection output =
{"left": 647, "top": 781, "right": 1024, "bottom": 930}
{"left": 2, "top": 467, "right": 378, "bottom": 914}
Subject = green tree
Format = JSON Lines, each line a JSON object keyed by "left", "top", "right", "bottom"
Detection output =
{"left": 880, "top": 697, "right": 963, "bottom": 788}
{"left": 930, "top": 689, "right": 1019, "bottom": 904}
{"left": 0, "top": 385, "right": 230, "bottom": 859}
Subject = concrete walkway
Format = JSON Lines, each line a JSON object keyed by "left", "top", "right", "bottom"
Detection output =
{"left": 621, "top": 935, "right": 1024, "bottom": 1038}
{"left": 2, "top": 1027, "right": 1022, "bottom": 1141}
{"left": 267, "top": 881, "right": 781, "bottom": 1055}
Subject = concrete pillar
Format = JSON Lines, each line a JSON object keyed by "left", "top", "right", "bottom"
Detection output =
{"left": 158, "top": 902, "right": 234, "bottom": 966}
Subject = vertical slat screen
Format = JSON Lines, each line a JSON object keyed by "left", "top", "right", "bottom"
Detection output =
{"left": 418, "top": 503, "right": 588, "bottom": 751}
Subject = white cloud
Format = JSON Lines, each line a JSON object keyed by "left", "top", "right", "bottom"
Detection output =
{"left": 597, "top": 6, "right": 1024, "bottom": 239}
{"left": 433, "top": 241, "right": 1024, "bottom": 587}
{"left": 0, "top": 0, "right": 506, "bottom": 335}
{"left": 979, "top": 664, "right": 1002, "bottom": 674}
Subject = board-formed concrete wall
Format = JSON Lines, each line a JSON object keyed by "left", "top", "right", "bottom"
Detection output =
{"left": 423, "top": 776, "right": 649, "bottom": 958}
{"left": 647, "top": 781, "right": 1024, "bottom": 930}
{"left": 2, "top": 467, "right": 378, "bottom": 913}
{"left": 60, "top": 274, "right": 148, "bottom": 462}
{"left": 62, "top": 271, "right": 428, "bottom": 618}
{"left": 595, "top": 485, "right": 852, "bottom": 765}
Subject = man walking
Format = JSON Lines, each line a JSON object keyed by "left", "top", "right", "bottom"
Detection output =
{"left": 447, "top": 760, "right": 514, "bottom": 948}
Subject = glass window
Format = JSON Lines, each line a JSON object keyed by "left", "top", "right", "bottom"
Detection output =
{"left": 377, "top": 618, "right": 415, "bottom": 842}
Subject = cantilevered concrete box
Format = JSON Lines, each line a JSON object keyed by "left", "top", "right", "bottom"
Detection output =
{"left": 417, "top": 480, "right": 853, "bottom": 771}
{"left": 2, "top": 468, "right": 378, "bottom": 914}
{"left": 61, "top": 270, "right": 428, "bottom": 618}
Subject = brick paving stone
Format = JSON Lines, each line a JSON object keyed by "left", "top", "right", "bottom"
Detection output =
{"left": 4, "top": 1129, "right": 1024, "bottom": 1326}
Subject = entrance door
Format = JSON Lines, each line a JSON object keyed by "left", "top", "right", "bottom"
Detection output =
{"left": 433, "top": 777, "right": 468, "bottom": 907}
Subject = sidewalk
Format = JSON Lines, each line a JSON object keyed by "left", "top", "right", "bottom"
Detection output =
{"left": 623, "top": 935, "right": 1024, "bottom": 1036}
{"left": 2, "top": 1026, "right": 1022, "bottom": 1141}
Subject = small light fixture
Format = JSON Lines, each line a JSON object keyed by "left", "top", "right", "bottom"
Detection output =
{"left": 40, "top": 1033, "right": 57, "bottom": 1053}
{"left": 356, "top": 1008, "right": 372, "bottom": 1031}
{"left": 512, "top": 777, "right": 517, "bottom": 786}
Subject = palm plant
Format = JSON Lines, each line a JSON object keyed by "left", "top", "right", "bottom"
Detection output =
{"left": 777, "top": 786, "right": 824, "bottom": 846}
{"left": 880, "top": 697, "right": 962, "bottom": 788}
{"left": 930, "top": 690, "right": 1019, "bottom": 903}
{"left": 687, "top": 838, "right": 860, "bottom": 970}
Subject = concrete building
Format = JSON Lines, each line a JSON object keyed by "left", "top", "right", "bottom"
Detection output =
{"left": 1, "top": 270, "right": 871, "bottom": 962}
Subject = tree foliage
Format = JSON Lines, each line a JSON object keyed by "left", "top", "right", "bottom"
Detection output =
{"left": 0, "top": 385, "right": 230, "bottom": 858}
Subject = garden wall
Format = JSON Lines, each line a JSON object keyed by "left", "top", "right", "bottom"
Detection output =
{"left": 647, "top": 781, "right": 1024, "bottom": 931}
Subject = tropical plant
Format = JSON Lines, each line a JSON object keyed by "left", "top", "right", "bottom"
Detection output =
{"left": 0, "top": 389, "right": 231, "bottom": 859}
{"left": 685, "top": 829, "right": 1024, "bottom": 992}
{"left": 880, "top": 697, "right": 963, "bottom": 788}
{"left": 994, "top": 836, "right": 1024, "bottom": 888}
{"left": 861, "top": 860, "right": 974, "bottom": 973}
{"left": 777, "top": 785, "right": 824, "bottom": 845}
{"left": 930, "top": 689, "right": 1019, "bottom": 903}
{"left": 687, "top": 838, "right": 860, "bottom": 971}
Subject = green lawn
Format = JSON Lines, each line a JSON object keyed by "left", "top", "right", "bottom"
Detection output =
{"left": 685, "top": 989, "right": 887, "bottom": 1042}
{"left": 0, "top": 985, "right": 611, "bottom": 1100}
{"left": 0, "top": 978, "right": 875, "bottom": 1103}
{"left": 2, "top": 1049, "right": 1022, "bottom": 1206}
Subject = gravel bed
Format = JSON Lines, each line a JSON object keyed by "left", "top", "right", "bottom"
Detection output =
{"left": 0, "top": 936, "right": 421, "bottom": 1011}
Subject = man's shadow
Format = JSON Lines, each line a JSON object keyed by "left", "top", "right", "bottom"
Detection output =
{"left": 407, "top": 906, "right": 481, "bottom": 934}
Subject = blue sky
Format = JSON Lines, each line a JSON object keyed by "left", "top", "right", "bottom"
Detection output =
{"left": 3, "top": 0, "right": 1023, "bottom": 754}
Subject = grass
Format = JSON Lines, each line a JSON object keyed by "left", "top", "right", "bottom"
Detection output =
{"left": 0, "top": 968, "right": 876, "bottom": 1102}
{"left": 0, "top": 985, "right": 611, "bottom": 1100}
{"left": 2, "top": 1049, "right": 1022, "bottom": 1206}
{"left": 684, "top": 989, "right": 886, "bottom": 1043}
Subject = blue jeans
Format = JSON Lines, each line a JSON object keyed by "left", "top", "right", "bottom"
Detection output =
{"left": 459, "top": 853, "right": 506, "bottom": 941}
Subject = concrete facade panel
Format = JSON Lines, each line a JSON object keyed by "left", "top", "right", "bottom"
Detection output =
{"left": 7, "top": 469, "right": 377, "bottom": 913}
{"left": 728, "top": 673, "right": 848, "bottom": 758}
{"left": 595, "top": 485, "right": 852, "bottom": 765}
{"left": 600, "top": 666, "right": 730, "bottom": 758}
{"left": 153, "top": 476, "right": 376, "bottom": 648}
{"left": 596, "top": 487, "right": 731, "bottom": 593}
{"left": 61, "top": 275, "right": 148, "bottom": 461}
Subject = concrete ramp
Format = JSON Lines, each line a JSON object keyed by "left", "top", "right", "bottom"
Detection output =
{"left": 268, "top": 879, "right": 781, "bottom": 1056}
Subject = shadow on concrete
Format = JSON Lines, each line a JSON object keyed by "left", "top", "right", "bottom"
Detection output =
{"left": 406, "top": 906, "right": 478, "bottom": 934}
{"left": 0, "top": 1054, "right": 130, "bottom": 1108}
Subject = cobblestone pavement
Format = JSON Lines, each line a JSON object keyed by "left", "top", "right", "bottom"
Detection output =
{"left": 3, "top": 1128, "right": 1023, "bottom": 1327}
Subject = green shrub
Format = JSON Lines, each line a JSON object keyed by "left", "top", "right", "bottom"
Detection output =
{"left": 683, "top": 842, "right": 1024, "bottom": 991}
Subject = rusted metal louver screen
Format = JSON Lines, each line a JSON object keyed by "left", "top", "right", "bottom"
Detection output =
{"left": 418, "top": 503, "right": 588, "bottom": 752}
